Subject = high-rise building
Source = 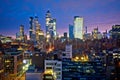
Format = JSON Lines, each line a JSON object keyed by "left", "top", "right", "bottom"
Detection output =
{"left": 20, "top": 25, "right": 24, "bottom": 41}
{"left": 46, "top": 10, "right": 57, "bottom": 39}
{"left": 74, "top": 16, "right": 83, "bottom": 39}
{"left": 29, "top": 17, "right": 34, "bottom": 40}
{"left": 69, "top": 24, "right": 74, "bottom": 39}
{"left": 110, "top": 25, "right": 120, "bottom": 39}
{"left": 34, "top": 16, "right": 41, "bottom": 41}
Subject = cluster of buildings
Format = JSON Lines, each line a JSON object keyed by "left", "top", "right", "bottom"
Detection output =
{"left": 0, "top": 10, "right": 120, "bottom": 80}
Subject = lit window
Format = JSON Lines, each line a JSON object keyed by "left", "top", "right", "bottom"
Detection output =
{"left": 35, "top": 54, "right": 39, "bottom": 56}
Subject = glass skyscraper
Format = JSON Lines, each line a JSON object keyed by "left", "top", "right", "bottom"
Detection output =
{"left": 74, "top": 16, "right": 83, "bottom": 39}
{"left": 46, "top": 10, "right": 57, "bottom": 39}
{"left": 69, "top": 24, "right": 74, "bottom": 39}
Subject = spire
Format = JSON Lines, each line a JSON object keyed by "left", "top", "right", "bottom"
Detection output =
{"left": 46, "top": 10, "right": 51, "bottom": 18}
{"left": 47, "top": 10, "right": 50, "bottom": 13}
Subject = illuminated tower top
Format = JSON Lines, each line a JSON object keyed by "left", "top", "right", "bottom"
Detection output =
{"left": 74, "top": 16, "right": 83, "bottom": 39}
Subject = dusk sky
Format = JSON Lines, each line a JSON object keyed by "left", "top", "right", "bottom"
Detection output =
{"left": 0, "top": 0, "right": 120, "bottom": 37}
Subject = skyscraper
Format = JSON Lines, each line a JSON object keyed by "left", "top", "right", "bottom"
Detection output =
{"left": 110, "top": 25, "right": 120, "bottom": 39}
{"left": 29, "top": 17, "right": 34, "bottom": 40}
{"left": 74, "top": 16, "right": 83, "bottom": 39}
{"left": 19, "top": 25, "right": 24, "bottom": 41}
{"left": 69, "top": 24, "right": 74, "bottom": 39}
{"left": 46, "top": 10, "right": 57, "bottom": 39}
{"left": 34, "top": 16, "right": 41, "bottom": 41}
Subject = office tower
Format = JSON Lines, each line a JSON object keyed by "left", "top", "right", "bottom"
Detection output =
{"left": 34, "top": 16, "right": 41, "bottom": 41}
{"left": 20, "top": 25, "right": 24, "bottom": 41}
{"left": 69, "top": 24, "right": 74, "bottom": 39}
{"left": 46, "top": 10, "right": 57, "bottom": 39}
{"left": 29, "top": 17, "right": 34, "bottom": 40}
{"left": 110, "top": 25, "right": 120, "bottom": 39}
{"left": 34, "top": 16, "right": 45, "bottom": 49}
{"left": 74, "top": 16, "right": 83, "bottom": 39}
{"left": 49, "top": 19, "right": 57, "bottom": 38}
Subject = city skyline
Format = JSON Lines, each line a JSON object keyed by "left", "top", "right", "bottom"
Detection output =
{"left": 0, "top": 0, "right": 120, "bottom": 37}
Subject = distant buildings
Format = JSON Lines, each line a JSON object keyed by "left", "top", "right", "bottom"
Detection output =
{"left": 29, "top": 17, "right": 34, "bottom": 40}
{"left": 110, "top": 25, "right": 120, "bottom": 39}
{"left": 46, "top": 10, "right": 57, "bottom": 40}
{"left": 74, "top": 16, "right": 83, "bottom": 39}
{"left": 19, "top": 25, "right": 24, "bottom": 41}
{"left": 69, "top": 24, "right": 74, "bottom": 39}
{"left": 16, "top": 25, "right": 26, "bottom": 42}
{"left": 28, "top": 16, "right": 45, "bottom": 50}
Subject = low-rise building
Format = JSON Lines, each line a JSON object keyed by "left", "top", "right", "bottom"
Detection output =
{"left": 44, "top": 60, "right": 62, "bottom": 80}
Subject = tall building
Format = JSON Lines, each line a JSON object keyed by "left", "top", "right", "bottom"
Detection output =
{"left": 74, "top": 16, "right": 83, "bottom": 39}
{"left": 34, "top": 16, "right": 41, "bottom": 41}
{"left": 110, "top": 25, "right": 120, "bottom": 39}
{"left": 69, "top": 24, "right": 74, "bottom": 39}
{"left": 29, "top": 17, "right": 34, "bottom": 40}
{"left": 46, "top": 10, "right": 57, "bottom": 39}
{"left": 19, "top": 25, "right": 24, "bottom": 41}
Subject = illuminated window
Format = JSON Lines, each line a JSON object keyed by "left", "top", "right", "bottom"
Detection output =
{"left": 35, "top": 54, "right": 39, "bottom": 56}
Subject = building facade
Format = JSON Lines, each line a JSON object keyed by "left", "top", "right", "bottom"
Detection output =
{"left": 19, "top": 25, "right": 24, "bottom": 41}
{"left": 4, "top": 50, "right": 24, "bottom": 80}
{"left": 74, "top": 16, "right": 83, "bottom": 39}
{"left": 44, "top": 60, "right": 62, "bottom": 80}
{"left": 46, "top": 10, "right": 57, "bottom": 39}
{"left": 69, "top": 24, "right": 74, "bottom": 39}
{"left": 110, "top": 25, "right": 120, "bottom": 39}
{"left": 62, "top": 44, "right": 72, "bottom": 59}
{"left": 29, "top": 17, "right": 35, "bottom": 40}
{"left": 62, "top": 59, "right": 106, "bottom": 80}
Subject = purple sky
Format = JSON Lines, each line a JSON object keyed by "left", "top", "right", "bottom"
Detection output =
{"left": 0, "top": 0, "right": 120, "bottom": 37}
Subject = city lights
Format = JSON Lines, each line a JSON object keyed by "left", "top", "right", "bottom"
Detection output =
{"left": 0, "top": 0, "right": 120, "bottom": 80}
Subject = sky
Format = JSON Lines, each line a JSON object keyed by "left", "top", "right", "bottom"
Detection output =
{"left": 0, "top": 0, "right": 120, "bottom": 37}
